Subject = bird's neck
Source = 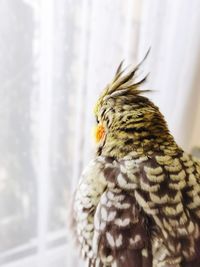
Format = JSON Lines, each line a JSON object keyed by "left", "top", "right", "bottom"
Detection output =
{"left": 99, "top": 128, "right": 180, "bottom": 159}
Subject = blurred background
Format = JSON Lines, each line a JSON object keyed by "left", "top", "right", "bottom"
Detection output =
{"left": 0, "top": 0, "right": 200, "bottom": 266}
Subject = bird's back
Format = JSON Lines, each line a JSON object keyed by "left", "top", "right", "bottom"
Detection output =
{"left": 132, "top": 151, "right": 200, "bottom": 266}
{"left": 73, "top": 151, "right": 200, "bottom": 267}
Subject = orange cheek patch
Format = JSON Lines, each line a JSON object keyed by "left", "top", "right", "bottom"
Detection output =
{"left": 94, "top": 124, "right": 105, "bottom": 143}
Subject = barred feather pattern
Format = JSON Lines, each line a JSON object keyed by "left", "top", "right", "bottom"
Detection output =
{"left": 73, "top": 152, "right": 200, "bottom": 267}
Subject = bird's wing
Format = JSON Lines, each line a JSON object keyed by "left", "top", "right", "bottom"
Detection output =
{"left": 73, "top": 153, "right": 200, "bottom": 267}
{"left": 93, "top": 158, "right": 152, "bottom": 267}
{"left": 73, "top": 157, "right": 108, "bottom": 267}
{"left": 73, "top": 156, "right": 152, "bottom": 267}
{"left": 181, "top": 153, "right": 200, "bottom": 266}
{"left": 93, "top": 188, "right": 152, "bottom": 267}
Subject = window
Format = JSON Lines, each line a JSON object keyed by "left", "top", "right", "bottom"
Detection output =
{"left": 1, "top": 1, "right": 200, "bottom": 266}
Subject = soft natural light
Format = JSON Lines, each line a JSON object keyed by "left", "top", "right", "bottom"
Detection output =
{"left": 0, "top": 0, "right": 200, "bottom": 267}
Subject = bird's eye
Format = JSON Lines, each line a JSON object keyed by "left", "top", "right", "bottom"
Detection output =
{"left": 96, "top": 117, "right": 99, "bottom": 124}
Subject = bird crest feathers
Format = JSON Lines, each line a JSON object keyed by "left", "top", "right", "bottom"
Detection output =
{"left": 94, "top": 48, "right": 151, "bottom": 114}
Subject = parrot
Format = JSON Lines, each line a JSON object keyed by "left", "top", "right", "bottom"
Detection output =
{"left": 72, "top": 55, "right": 200, "bottom": 267}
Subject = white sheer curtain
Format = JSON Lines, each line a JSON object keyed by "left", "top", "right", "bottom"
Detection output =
{"left": 0, "top": 1, "right": 200, "bottom": 267}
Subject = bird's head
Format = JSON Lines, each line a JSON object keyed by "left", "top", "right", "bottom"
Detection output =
{"left": 93, "top": 57, "right": 178, "bottom": 159}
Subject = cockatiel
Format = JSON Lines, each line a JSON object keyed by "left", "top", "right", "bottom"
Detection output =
{"left": 72, "top": 55, "right": 200, "bottom": 267}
